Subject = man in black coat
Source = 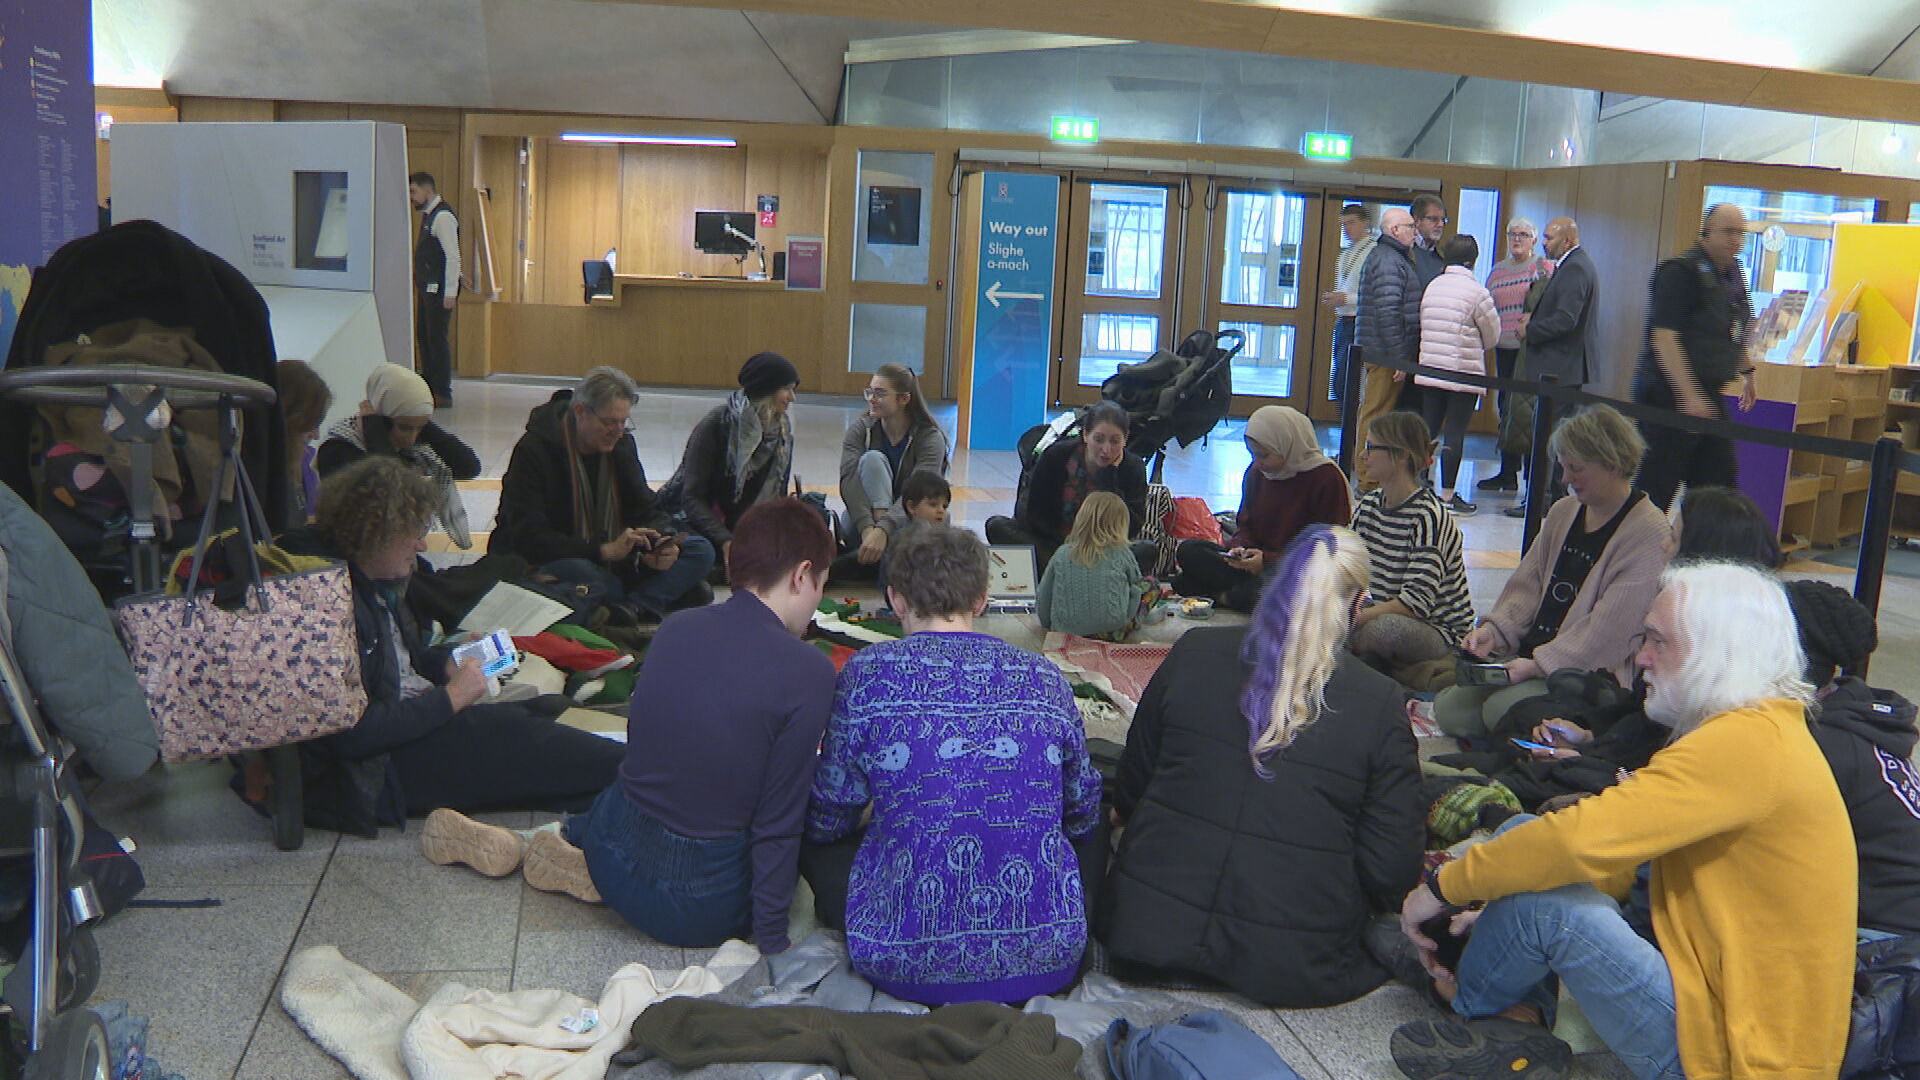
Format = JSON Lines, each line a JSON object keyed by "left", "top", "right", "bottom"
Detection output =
{"left": 491, "top": 367, "right": 715, "bottom": 620}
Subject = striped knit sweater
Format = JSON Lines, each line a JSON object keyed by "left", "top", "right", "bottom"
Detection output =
{"left": 1485, "top": 256, "right": 1554, "bottom": 349}
{"left": 1350, "top": 486, "right": 1476, "bottom": 643}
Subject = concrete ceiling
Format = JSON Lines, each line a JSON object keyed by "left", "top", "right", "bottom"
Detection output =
{"left": 92, "top": 0, "right": 951, "bottom": 122}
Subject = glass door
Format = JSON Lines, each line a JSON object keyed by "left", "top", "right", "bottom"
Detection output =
{"left": 1204, "top": 186, "right": 1322, "bottom": 415}
{"left": 1057, "top": 178, "right": 1181, "bottom": 406}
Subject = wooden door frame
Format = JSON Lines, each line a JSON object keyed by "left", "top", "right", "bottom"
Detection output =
{"left": 1200, "top": 182, "right": 1329, "bottom": 418}
{"left": 1054, "top": 172, "right": 1187, "bottom": 408}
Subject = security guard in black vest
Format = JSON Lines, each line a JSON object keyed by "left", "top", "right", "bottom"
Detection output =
{"left": 409, "top": 172, "right": 460, "bottom": 408}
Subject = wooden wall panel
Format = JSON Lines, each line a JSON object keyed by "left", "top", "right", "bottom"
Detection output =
{"left": 1569, "top": 163, "right": 1670, "bottom": 399}
{"left": 531, "top": 142, "right": 620, "bottom": 304}
{"left": 175, "top": 97, "right": 275, "bottom": 122}
{"left": 616, "top": 145, "right": 749, "bottom": 277}
{"left": 490, "top": 283, "right": 827, "bottom": 387}
{"left": 473, "top": 137, "right": 524, "bottom": 303}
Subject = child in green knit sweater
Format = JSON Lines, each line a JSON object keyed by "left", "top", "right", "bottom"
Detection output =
{"left": 1037, "top": 491, "right": 1155, "bottom": 640}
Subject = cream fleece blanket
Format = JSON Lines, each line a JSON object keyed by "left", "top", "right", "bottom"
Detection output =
{"left": 279, "top": 942, "right": 760, "bottom": 1080}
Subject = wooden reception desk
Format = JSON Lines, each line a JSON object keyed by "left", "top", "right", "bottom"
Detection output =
{"left": 587, "top": 273, "right": 786, "bottom": 306}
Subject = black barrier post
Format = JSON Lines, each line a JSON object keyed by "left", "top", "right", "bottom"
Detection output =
{"left": 1336, "top": 346, "right": 1365, "bottom": 480}
{"left": 1854, "top": 436, "right": 1902, "bottom": 632}
{"left": 1520, "top": 376, "right": 1557, "bottom": 553}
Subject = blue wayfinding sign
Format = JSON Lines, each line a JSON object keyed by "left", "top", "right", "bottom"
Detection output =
{"left": 969, "top": 171, "right": 1059, "bottom": 451}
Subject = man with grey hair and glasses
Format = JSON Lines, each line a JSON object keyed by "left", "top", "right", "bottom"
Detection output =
{"left": 492, "top": 365, "right": 716, "bottom": 622}
{"left": 1390, "top": 559, "right": 1854, "bottom": 1080}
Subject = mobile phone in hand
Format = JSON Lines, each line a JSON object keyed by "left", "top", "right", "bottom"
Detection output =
{"left": 1510, "top": 737, "right": 1554, "bottom": 753}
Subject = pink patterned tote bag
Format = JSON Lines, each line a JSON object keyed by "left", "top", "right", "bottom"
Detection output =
{"left": 116, "top": 559, "right": 366, "bottom": 763}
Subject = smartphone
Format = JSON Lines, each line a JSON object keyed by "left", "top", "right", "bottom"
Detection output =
{"left": 1458, "top": 661, "right": 1513, "bottom": 687}
{"left": 1510, "top": 738, "right": 1555, "bottom": 752}
{"left": 451, "top": 629, "right": 517, "bottom": 679}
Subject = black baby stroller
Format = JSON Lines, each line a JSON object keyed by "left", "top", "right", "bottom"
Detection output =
{"left": 0, "top": 592, "right": 113, "bottom": 1078}
{"left": 1098, "top": 328, "right": 1243, "bottom": 482}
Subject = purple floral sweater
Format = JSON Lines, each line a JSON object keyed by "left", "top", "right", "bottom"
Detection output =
{"left": 806, "top": 631, "right": 1102, "bottom": 1005}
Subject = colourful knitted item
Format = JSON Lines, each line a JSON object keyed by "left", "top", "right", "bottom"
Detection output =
{"left": 1427, "top": 780, "right": 1521, "bottom": 846}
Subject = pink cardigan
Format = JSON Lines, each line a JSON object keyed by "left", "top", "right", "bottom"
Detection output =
{"left": 1416, "top": 266, "right": 1500, "bottom": 397}
{"left": 1481, "top": 493, "right": 1673, "bottom": 676}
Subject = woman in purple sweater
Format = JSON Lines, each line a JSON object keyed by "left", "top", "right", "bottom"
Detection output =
{"left": 802, "top": 525, "right": 1104, "bottom": 1005}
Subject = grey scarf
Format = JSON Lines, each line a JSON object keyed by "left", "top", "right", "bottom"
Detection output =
{"left": 326, "top": 417, "right": 472, "bottom": 549}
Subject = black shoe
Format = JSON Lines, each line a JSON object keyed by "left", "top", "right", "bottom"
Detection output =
{"left": 1447, "top": 495, "right": 1478, "bottom": 517}
{"left": 1365, "top": 914, "right": 1431, "bottom": 992}
{"left": 1476, "top": 473, "right": 1519, "bottom": 493}
{"left": 1503, "top": 502, "right": 1530, "bottom": 519}
{"left": 1391, "top": 1018, "right": 1572, "bottom": 1080}
{"left": 667, "top": 580, "right": 715, "bottom": 612}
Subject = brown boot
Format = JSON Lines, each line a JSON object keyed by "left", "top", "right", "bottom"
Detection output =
{"left": 523, "top": 828, "right": 602, "bottom": 904}
{"left": 420, "top": 808, "right": 525, "bottom": 878}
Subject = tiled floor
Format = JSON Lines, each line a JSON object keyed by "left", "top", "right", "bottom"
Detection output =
{"left": 83, "top": 376, "right": 1920, "bottom": 1079}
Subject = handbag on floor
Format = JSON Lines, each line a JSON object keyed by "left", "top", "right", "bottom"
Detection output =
{"left": 1106, "top": 1011, "right": 1307, "bottom": 1079}
{"left": 115, "top": 440, "right": 366, "bottom": 763}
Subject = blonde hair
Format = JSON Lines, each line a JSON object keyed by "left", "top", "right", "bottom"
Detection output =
{"left": 1241, "top": 526, "right": 1371, "bottom": 774}
{"left": 752, "top": 397, "right": 792, "bottom": 442}
{"left": 1365, "top": 411, "right": 1434, "bottom": 479}
{"left": 1549, "top": 404, "right": 1645, "bottom": 479}
{"left": 1067, "top": 491, "right": 1131, "bottom": 567}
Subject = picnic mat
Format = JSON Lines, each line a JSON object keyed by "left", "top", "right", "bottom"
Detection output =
{"left": 1041, "top": 635, "right": 1171, "bottom": 718}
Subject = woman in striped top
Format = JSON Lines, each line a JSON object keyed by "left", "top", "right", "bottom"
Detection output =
{"left": 1479, "top": 218, "right": 1555, "bottom": 490}
{"left": 1348, "top": 411, "right": 1476, "bottom": 678}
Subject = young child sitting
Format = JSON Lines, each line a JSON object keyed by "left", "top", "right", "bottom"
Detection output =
{"left": 876, "top": 470, "right": 951, "bottom": 599}
{"left": 1037, "top": 490, "right": 1154, "bottom": 640}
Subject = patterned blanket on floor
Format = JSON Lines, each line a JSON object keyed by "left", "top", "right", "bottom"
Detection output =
{"left": 1041, "top": 634, "right": 1172, "bottom": 718}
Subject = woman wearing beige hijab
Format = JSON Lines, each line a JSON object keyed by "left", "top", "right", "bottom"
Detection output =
{"left": 316, "top": 363, "right": 481, "bottom": 548}
{"left": 1172, "top": 405, "right": 1350, "bottom": 611}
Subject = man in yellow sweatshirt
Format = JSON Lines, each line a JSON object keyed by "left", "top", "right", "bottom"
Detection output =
{"left": 1393, "top": 560, "right": 1855, "bottom": 1080}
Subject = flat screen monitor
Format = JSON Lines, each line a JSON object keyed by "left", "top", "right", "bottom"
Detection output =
{"left": 694, "top": 211, "right": 756, "bottom": 255}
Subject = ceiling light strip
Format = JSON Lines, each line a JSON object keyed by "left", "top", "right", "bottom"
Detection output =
{"left": 559, "top": 133, "right": 737, "bottom": 147}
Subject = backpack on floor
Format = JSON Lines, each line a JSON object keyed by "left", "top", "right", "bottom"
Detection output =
{"left": 1105, "top": 1011, "right": 1307, "bottom": 1080}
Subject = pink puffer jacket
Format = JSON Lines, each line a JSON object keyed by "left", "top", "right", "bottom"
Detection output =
{"left": 1416, "top": 266, "right": 1500, "bottom": 396}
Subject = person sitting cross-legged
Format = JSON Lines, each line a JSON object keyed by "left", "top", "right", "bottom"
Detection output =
{"left": 491, "top": 365, "right": 716, "bottom": 621}
{"left": 1389, "top": 560, "right": 1855, "bottom": 1080}
{"left": 801, "top": 524, "right": 1104, "bottom": 1005}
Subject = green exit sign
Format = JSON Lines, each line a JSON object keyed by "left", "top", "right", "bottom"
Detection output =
{"left": 1050, "top": 115, "right": 1100, "bottom": 143}
{"left": 1303, "top": 131, "right": 1353, "bottom": 161}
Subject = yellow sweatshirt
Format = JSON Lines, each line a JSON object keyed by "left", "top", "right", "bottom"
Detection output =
{"left": 1439, "top": 698, "right": 1855, "bottom": 1080}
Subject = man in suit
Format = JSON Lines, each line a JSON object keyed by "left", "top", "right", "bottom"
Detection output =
{"left": 1504, "top": 217, "right": 1599, "bottom": 517}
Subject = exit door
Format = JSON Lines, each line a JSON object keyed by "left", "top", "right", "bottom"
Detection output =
{"left": 1055, "top": 177, "right": 1183, "bottom": 407}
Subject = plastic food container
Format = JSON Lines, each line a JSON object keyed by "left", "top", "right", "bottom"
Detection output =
{"left": 1177, "top": 597, "right": 1214, "bottom": 619}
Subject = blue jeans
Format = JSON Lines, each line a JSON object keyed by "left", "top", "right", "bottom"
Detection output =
{"left": 565, "top": 786, "right": 753, "bottom": 948}
{"left": 540, "top": 532, "right": 715, "bottom": 618}
{"left": 1452, "top": 814, "right": 1683, "bottom": 1080}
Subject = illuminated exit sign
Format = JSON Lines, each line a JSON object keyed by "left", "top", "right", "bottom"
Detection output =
{"left": 1050, "top": 115, "right": 1100, "bottom": 143}
{"left": 1303, "top": 131, "right": 1353, "bottom": 161}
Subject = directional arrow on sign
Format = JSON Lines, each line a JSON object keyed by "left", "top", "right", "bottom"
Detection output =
{"left": 985, "top": 281, "right": 1044, "bottom": 308}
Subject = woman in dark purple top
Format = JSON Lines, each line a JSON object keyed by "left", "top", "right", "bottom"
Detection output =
{"left": 565, "top": 498, "right": 836, "bottom": 953}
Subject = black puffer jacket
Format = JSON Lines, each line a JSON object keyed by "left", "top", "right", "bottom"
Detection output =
{"left": 1814, "top": 678, "right": 1920, "bottom": 937}
{"left": 490, "top": 390, "right": 669, "bottom": 565}
{"left": 1098, "top": 629, "right": 1424, "bottom": 1007}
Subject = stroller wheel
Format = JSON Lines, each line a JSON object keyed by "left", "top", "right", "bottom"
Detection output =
{"left": 267, "top": 746, "right": 305, "bottom": 852}
{"left": 54, "top": 925, "right": 99, "bottom": 1013}
{"left": 23, "top": 1009, "right": 109, "bottom": 1080}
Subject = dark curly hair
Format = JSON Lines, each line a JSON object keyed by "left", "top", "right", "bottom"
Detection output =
{"left": 315, "top": 456, "right": 436, "bottom": 566}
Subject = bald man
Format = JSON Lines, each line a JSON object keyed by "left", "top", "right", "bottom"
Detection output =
{"left": 1352, "top": 207, "right": 1424, "bottom": 489}
{"left": 1519, "top": 218, "right": 1598, "bottom": 391}
{"left": 1631, "top": 203, "right": 1757, "bottom": 512}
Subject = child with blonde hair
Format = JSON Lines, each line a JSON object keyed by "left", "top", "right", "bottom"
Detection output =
{"left": 1037, "top": 491, "right": 1155, "bottom": 639}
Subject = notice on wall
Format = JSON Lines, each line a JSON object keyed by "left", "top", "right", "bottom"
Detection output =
{"left": 0, "top": 0, "right": 97, "bottom": 356}
{"left": 785, "top": 235, "right": 823, "bottom": 291}
{"left": 866, "top": 186, "right": 922, "bottom": 246}
{"left": 968, "top": 172, "right": 1059, "bottom": 451}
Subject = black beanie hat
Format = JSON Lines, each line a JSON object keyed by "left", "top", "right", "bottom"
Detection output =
{"left": 1785, "top": 579, "right": 1877, "bottom": 687}
{"left": 738, "top": 352, "right": 799, "bottom": 401}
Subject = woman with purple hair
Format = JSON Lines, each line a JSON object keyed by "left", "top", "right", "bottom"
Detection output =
{"left": 1096, "top": 525, "right": 1425, "bottom": 1007}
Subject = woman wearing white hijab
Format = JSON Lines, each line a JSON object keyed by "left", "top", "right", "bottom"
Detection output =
{"left": 315, "top": 363, "right": 481, "bottom": 548}
{"left": 1171, "top": 405, "right": 1350, "bottom": 612}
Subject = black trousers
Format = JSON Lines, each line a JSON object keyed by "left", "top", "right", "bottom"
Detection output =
{"left": 1171, "top": 539, "right": 1264, "bottom": 612}
{"left": 801, "top": 818, "right": 1111, "bottom": 934}
{"left": 416, "top": 291, "right": 454, "bottom": 400}
{"left": 1421, "top": 388, "right": 1477, "bottom": 491}
{"left": 1493, "top": 347, "right": 1521, "bottom": 476}
{"left": 389, "top": 700, "right": 623, "bottom": 817}
{"left": 1635, "top": 397, "right": 1736, "bottom": 513}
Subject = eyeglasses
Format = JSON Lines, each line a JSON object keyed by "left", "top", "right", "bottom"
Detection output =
{"left": 1421, "top": 215, "right": 1449, "bottom": 226}
{"left": 590, "top": 411, "right": 636, "bottom": 435}
{"left": 861, "top": 388, "right": 898, "bottom": 401}
{"left": 1507, "top": 230, "right": 1536, "bottom": 238}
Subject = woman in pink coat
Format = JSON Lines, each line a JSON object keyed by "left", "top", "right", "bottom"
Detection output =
{"left": 1414, "top": 234, "right": 1500, "bottom": 516}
